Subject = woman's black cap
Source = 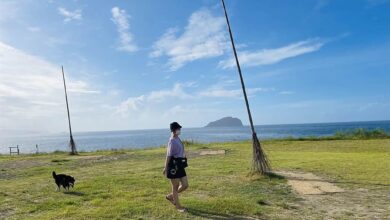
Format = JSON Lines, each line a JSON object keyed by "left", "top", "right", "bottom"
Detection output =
{"left": 170, "top": 122, "right": 182, "bottom": 132}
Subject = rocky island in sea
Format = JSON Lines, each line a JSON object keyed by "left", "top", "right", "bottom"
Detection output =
{"left": 205, "top": 116, "right": 243, "bottom": 127}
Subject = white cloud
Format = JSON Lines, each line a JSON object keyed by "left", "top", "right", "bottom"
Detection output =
{"left": 279, "top": 91, "right": 295, "bottom": 95}
{"left": 219, "top": 39, "right": 324, "bottom": 69}
{"left": 115, "top": 95, "right": 146, "bottom": 116}
{"left": 161, "top": 105, "right": 219, "bottom": 121}
{"left": 148, "top": 83, "right": 194, "bottom": 102}
{"left": 115, "top": 82, "right": 195, "bottom": 117}
{"left": 111, "top": 7, "right": 138, "bottom": 53}
{"left": 115, "top": 80, "right": 275, "bottom": 117}
{"left": 196, "top": 78, "right": 274, "bottom": 98}
{"left": 199, "top": 87, "right": 274, "bottom": 98}
{"left": 27, "top": 26, "right": 41, "bottom": 32}
{"left": 0, "top": 41, "right": 100, "bottom": 132}
{"left": 150, "top": 8, "right": 324, "bottom": 71}
{"left": 115, "top": 79, "right": 274, "bottom": 118}
{"left": 58, "top": 7, "right": 82, "bottom": 22}
{"left": 110, "top": 74, "right": 294, "bottom": 129}
{"left": 150, "top": 9, "right": 228, "bottom": 71}
{"left": 67, "top": 81, "right": 100, "bottom": 94}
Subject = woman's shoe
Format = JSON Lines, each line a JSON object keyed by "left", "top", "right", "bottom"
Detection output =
{"left": 176, "top": 207, "right": 187, "bottom": 212}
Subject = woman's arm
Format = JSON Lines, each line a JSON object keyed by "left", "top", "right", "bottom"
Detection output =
{"left": 165, "top": 155, "right": 171, "bottom": 169}
{"left": 164, "top": 139, "right": 174, "bottom": 175}
{"left": 179, "top": 138, "right": 186, "bottom": 157}
{"left": 163, "top": 155, "right": 172, "bottom": 175}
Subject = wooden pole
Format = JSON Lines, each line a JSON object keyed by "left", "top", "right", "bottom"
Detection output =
{"left": 61, "top": 66, "right": 77, "bottom": 155}
{"left": 221, "top": 0, "right": 270, "bottom": 174}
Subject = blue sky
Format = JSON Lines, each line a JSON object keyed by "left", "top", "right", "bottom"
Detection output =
{"left": 0, "top": 0, "right": 389, "bottom": 133}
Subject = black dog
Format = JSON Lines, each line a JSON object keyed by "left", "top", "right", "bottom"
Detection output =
{"left": 52, "top": 171, "right": 75, "bottom": 191}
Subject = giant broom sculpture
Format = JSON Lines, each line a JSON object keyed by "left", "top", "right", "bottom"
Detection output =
{"left": 61, "top": 66, "right": 77, "bottom": 155}
{"left": 221, "top": 0, "right": 270, "bottom": 174}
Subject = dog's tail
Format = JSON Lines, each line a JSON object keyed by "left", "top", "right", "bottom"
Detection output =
{"left": 52, "top": 171, "right": 56, "bottom": 178}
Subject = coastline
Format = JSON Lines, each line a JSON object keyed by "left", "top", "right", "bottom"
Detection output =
{"left": 0, "top": 128, "right": 390, "bottom": 155}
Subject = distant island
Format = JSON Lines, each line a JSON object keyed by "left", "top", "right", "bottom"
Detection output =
{"left": 205, "top": 117, "right": 243, "bottom": 127}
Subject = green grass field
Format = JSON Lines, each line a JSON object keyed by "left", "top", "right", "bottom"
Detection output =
{"left": 1, "top": 139, "right": 389, "bottom": 219}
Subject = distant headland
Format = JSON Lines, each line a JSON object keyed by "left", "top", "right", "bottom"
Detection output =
{"left": 205, "top": 117, "right": 243, "bottom": 127}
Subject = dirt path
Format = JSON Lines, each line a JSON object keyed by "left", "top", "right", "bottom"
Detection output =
{"left": 272, "top": 170, "right": 390, "bottom": 219}
{"left": 199, "top": 149, "right": 226, "bottom": 156}
{"left": 187, "top": 149, "right": 226, "bottom": 158}
{"left": 276, "top": 171, "right": 344, "bottom": 195}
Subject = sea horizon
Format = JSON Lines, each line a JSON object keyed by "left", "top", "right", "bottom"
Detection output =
{"left": 1, "top": 120, "right": 389, "bottom": 154}
{"left": 2, "top": 119, "right": 390, "bottom": 137}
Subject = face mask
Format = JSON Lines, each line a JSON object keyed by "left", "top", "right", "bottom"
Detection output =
{"left": 175, "top": 130, "right": 181, "bottom": 135}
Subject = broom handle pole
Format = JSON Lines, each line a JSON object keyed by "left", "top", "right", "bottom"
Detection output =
{"left": 61, "top": 66, "right": 73, "bottom": 138}
{"left": 221, "top": 0, "right": 256, "bottom": 135}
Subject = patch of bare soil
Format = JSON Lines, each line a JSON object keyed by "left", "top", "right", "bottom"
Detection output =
{"left": 187, "top": 149, "right": 226, "bottom": 158}
{"left": 65, "top": 155, "right": 103, "bottom": 160}
{"left": 271, "top": 170, "right": 390, "bottom": 219}
{"left": 0, "top": 208, "right": 14, "bottom": 220}
{"left": 199, "top": 149, "right": 226, "bottom": 156}
{"left": 0, "top": 160, "right": 48, "bottom": 170}
{"left": 0, "top": 159, "right": 49, "bottom": 180}
{"left": 276, "top": 171, "right": 344, "bottom": 195}
{"left": 74, "top": 153, "right": 134, "bottom": 166}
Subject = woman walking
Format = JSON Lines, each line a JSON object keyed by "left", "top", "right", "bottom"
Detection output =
{"left": 163, "top": 122, "right": 188, "bottom": 212}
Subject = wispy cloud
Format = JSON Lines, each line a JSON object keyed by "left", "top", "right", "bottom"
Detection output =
{"left": 114, "top": 81, "right": 252, "bottom": 128}
{"left": 111, "top": 7, "right": 138, "bottom": 53}
{"left": 0, "top": 41, "right": 100, "bottom": 131}
{"left": 219, "top": 39, "right": 324, "bottom": 69}
{"left": 115, "top": 82, "right": 195, "bottom": 116}
{"left": 148, "top": 82, "right": 195, "bottom": 102}
{"left": 199, "top": 87, "right": 273, "bottom": 98}
{"left": 67, "top": 81, "right": 100, "bottom": 94}
{"left": 58, "top": 7, "right": 82, "bottom": 22}
{"left": 27, "top": 26, "right": 41, "bottom": 32}
{"left": 279, "top": 91, "right": 295, "bottom": 95}
{"left": 151, "top": 8, "right": 325, "bottom": 71}
{"left": 117, "top": 81, "right": 259, "bottom": 116}
{"left": 115, "top": 79, "right": 274, "bottom": 117}
{"left": 115, "top": 95, "right": 146, "bottom": 114}
{"left": 197, "top": 77, "right": 274, "bottom": 98}
{"left": 113, "top": 79, "right": 274, "bottom": 129}
{"left": 150, "top": 8, "right": 228, "bottom": 71}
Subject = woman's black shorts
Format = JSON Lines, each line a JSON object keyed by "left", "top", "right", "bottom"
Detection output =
{"left": 167, "top": 167, "right": 186, "bottom": 179}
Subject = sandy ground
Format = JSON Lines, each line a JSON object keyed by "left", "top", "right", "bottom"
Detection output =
{"left": 276, "top": 171, "right": 344, "bottom": 195}
{"left": 199, "top": 149, "right": 226, "bottom": 156}
{"left": 272, "top": 170, "right": 390, "bottom": 219}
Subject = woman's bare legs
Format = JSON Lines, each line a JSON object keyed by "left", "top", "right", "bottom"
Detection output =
{"left": 178, "top": 176, "right": 188, "bottom": 193}
{"left": 167, "top": 177, "right": 189, "bottom": 211}
{"left": 170, "top": 178, "right": 185, "bottom": 210}
{"left": 167, "top": 176, "right": 189, "bottom": 199}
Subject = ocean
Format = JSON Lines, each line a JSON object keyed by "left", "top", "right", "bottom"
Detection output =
{"left": 1, "top": 120, "right": 389, "bottom": 154}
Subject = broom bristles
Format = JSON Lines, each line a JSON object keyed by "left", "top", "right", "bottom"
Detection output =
{"left": 69, "top": 136, "right": 77, "bottom": 155}
{"left": 252, "top": 133, "right": 270, "bottom": 174}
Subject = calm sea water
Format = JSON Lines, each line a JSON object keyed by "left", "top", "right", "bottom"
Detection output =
{"left": 1, "top": 120, "right": 389, "bottom": 154}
